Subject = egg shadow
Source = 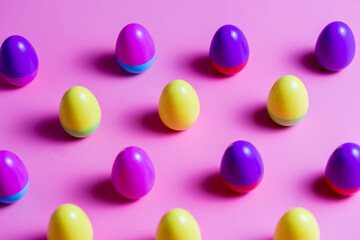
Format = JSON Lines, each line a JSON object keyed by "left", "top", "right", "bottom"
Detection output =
{"left": 201, "top": 172, "right": 245, "bottom": 198}
{"left": 139, "top": 109, "right": 179, "bottom": 134}
{"left": 89, "top": 177, "right": 135, "bottom": 204}
{"left": 188, "top": 54, "right": 230, "bottom": 79}
{"left": 0, "top": 75, "right": 20, "bottom": 90}
{"left": 310, "top": 174, "right": 350, "bottom": 200}
{"left": 33, "top": 116, "right": 78, "bottom": 142}
{"left": 251, "top": 105, "right": 287, "bottom": 130}
{"left": 299, "top": 50, "right": 335, "bottom": 74}
{"left": 27, "top": 234, "right": 47, "bottom": 240}
{"left": 92, "top": 52, "right": 135, "bottom": 77}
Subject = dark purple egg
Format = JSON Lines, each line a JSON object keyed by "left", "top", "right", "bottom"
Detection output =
{"left": 220, "top": 140, "right": 263, "bottom": 193}
{"left": 325, "top": 143, "right": 360, "bottom": 195}
{"left": 0, "top": 35, "right": 39, "bottom": 86}
{"left": 315, "top": 21, "right": 355, "bottom": 71}
{"left": 209, "top": 25, "right": 249, "bottom": 75}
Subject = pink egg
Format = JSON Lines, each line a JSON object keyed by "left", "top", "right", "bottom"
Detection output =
{"left": 111, "top": 146, "right": 155, "bottom": 199}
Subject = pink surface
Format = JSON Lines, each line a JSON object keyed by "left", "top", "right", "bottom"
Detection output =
{"left": 0, "top": 0, "right": 360, "bottom": 239}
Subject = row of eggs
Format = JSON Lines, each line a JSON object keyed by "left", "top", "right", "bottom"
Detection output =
{"left": 2, "top": 139, "right": 360, "bottom": 206}
{"left": 46, "top": 204, "right": 320, "bottom": 240}
{"left": 0, "top": 20, "right": 356, "bottom": 87}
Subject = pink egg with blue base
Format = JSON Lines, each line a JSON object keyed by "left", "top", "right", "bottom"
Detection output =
{"left": 0, "top": 150, "right": 29, "bottom": 204}
{"left": 115, "top": 23, "right": 155, "bottom": 74}
{"left": 0, "top": 35, "right": 38, "bottom": 86}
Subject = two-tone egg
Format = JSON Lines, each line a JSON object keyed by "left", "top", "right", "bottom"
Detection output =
{"left": 267, "top": 75, "right": 309, "bottom": 126}
{"left": 111, "top": 146, "right": 155, "bottom": 200}
{"left": 115, "top": 23, "right": 155, "bottom": 74}
{"left": 0, "top": 35, "right": 38, "bottom": 86}
{"left": 209, "top": 24, "right": 249, "bottom": 75}
{"left": 0, "top": 150, "right": 29, "bottom": 204}
{"left": 59, "top": 86, "right": 101, "bottom": 138}
{"left": 325, "top": 142, "right": 360, "bottom": 195}
{"left": 220, "top": 140, "right": 264, "bottom": 193}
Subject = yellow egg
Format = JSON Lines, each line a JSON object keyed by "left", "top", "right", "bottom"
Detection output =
{"left": 158, "top": 80, "right": 200, "bottom": 130}
{"left": 156, "top": 208, "right": 201, "bottom": 240}
{"left": 274, "top": 207, "right": 320, "bottom": 240}
{"left": 267, "top": 75, "right": 309, "bottom": 126}
{"left": 47, "top": 204, "right": 93, "bottom": 240}
{"left": 59, "top": 86, "right": 101, "bottom": 138}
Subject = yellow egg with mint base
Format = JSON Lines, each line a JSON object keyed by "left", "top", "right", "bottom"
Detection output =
{"left": 156, "top": 208, "right": 201, "bottom": 240}
{"left": 158, "top": 80, "right": 200, "bottom": 131}
{"left": 267, "top": 75, "right": 308, "bottom": 126}
{"left": 59, "top": 86, "right": 101, "bottom": 138}
{"left": 47, "top": 204, "right": 93, "bottom": 240}
{"left": 274, "top": 207, "right": 320, "bottom": 240}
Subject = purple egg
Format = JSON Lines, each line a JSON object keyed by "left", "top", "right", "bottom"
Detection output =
{"left": 111, "top": 146, "right": 155, "bottom": 199}
{"left": 315, "top": 21, "right": 355, "bottom": 71}
{"left": 220, "top": 141, "right": 263, "bottom": 193}
{"left": 0, "top": 150, "right": 29, "bottom": 204}
{"left": 0, "top": 35, "right": 39, "bottom": 86}
{"left": 115, "top": 23, "right": 155, "bottom": 74}
{"left": 209, "top": 25, "right": 249, "bottom": 75}
{"left": 325, "top": 143, "right": 360, "bottom": 195}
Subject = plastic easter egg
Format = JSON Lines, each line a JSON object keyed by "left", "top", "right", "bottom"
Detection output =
{"left": 158, "top": 79, "right": 200, "bottom": 131}
{"left": 220, "top": 140, "right": 264, "bottom": 193}
{"left": 0, "top": 35, "right": 38, "bottom": 86}
{"left": 111, "top": 146, "right": 155, "bottom": 199}
{"left": 325, "top": 143, "right": 360, "bottom": 195}
{"left": 315, "top": 21, "right": 355, "bottom": 71}
{"left": 274, "top": 207, "right": 320, "bottom": 240}
{"left": 115, "top": 23, "right": 155, "bottom": 74}
{"left": 0, "top": 150, "right": 29, "bottom": 204}
{"left": 47, "top": 204, "right": 93, "bottom": 240}
{"left": 267, "top": 75, "right": 309, "bottom": 126}
{"left": 156, "top": 208, "right": 201, "bottom": 240}
{"left": 209, "top": 24, "right": 249, "bottom": 75}
{"left": 59, "top": 86, "right": 101, "bottom": 138}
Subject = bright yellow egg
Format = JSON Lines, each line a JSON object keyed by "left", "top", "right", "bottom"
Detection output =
{"left": 274, "top": 207, "right": 320, "bottom": 240}
{"left": 47, "top": 204, "right": 93, "bottom": 240}
{"left": 156, "top": 208, "right": 201, "bottom": 240}
{"left": 59, "top": 86, "right": 101, "bottom": 138}
{"left": 158, "top": 80, "right": 200, "bottom": 130}
{"left": 267, "top": 75, "right": 308, "bottom": 126}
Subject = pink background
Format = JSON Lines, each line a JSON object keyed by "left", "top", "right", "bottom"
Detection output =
{"left": 0, "top": 0, "right": 360, "bottom": 239}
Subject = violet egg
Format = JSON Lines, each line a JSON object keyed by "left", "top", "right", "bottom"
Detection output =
{"left": 209, "top": 24, "right": 249, "bottom": 75}
{"left": 111, "top": 146, "right": 155, "bottom": 199}
{"left": 325, "top": 143, "right": 360, "bottom": 195}
{"left": 315, "top": 21, "right": 355, "bottom": 71}
{"left": 0, "top": 35, "right": 38, "bottom": 86}
{"left": 220, "top": 140, "right": 263, "bottom": 193}
{"left": 115, "top": 23, "right": 155, "bottom": 74}
{"left": 0, "top": 150, "right": 29, "bottom": 204}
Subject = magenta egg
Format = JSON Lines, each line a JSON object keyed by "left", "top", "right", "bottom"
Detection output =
{"left": 115, "top": 23, "right": 155, "bottom": 74}
{"left": 0, "top": 150, "right": 29, "bottom": 204}
{"left": 111, "top": 146, "right": 155, "bottom": 199}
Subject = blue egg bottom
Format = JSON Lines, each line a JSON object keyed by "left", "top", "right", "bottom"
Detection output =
{"left": 0, "top": 180, "right": 29, "bottom": 204}
{"left": 116, "top": 55, "right": 155, "bottom": 74}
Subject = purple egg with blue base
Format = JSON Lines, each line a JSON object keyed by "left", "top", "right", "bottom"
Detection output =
{"left": 0, "top": 150, "right": 29, "bottom": 204}
{"left": 0, "top": 35, "right": 39, "bottom": 86}
{"left": 325, "top": 143, "right": 360, "bottom": 196}
{"left": 115, "top": 23, "right": 155, "bottom": 74}
{"left": 220, "top": 141, "right": 264, "bottom": 193}
{"left": 315, "top": 21, "right": 355, "bottom": 71}
{"left": 210, "top": 25, "right": 249, "bottom": 75}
